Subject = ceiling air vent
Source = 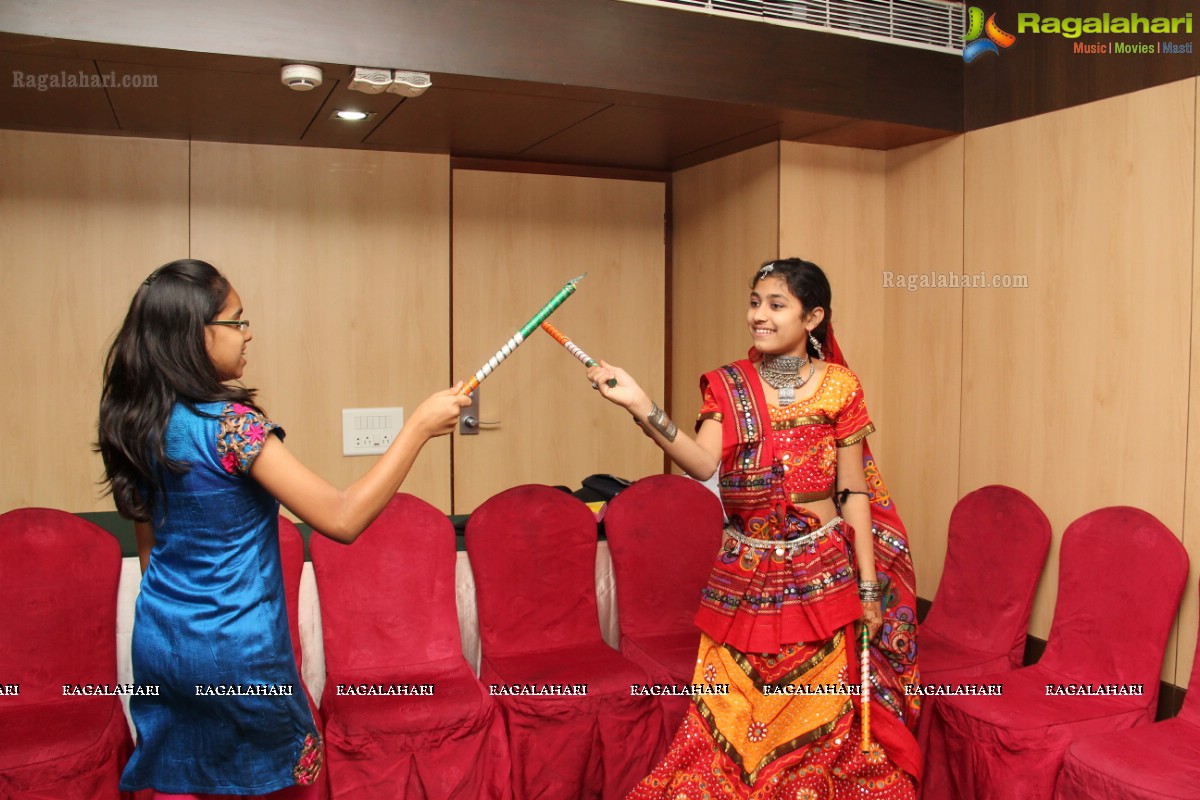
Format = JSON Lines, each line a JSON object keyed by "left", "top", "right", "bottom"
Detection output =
{"left": 618, "top": 0, "right": 965, "bottom": 54}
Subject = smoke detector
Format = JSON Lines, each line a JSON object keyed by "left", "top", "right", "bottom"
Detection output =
{"left": 388, "top": 70, "right": 432, "bottom": 97}
{"left": 280, "top": 64, "right": 323, "bottom": 92}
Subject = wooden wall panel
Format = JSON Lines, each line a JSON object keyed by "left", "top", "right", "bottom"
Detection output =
{"left": 961, "top": 79, "right": 1195, "bottom": 679}
{"left": 882, "top": 137, "right": 965, "bottom": 600}
{"left": 450, "top": 170, "right": 665, "bottom": 513}
{"left": 0, "top": 130, "right": 189, "bottom": 513}
{"left": 1181, "top": 77, "right": 1200, "bottom": 692}
{"left": 671, "top": 143, "right": 780, "bottom": 448}
{"left": 779, "top": 143, "right": 886, "bottom": 461}
{"left": 189, "top": 143, "right": 453, "bottom": 512}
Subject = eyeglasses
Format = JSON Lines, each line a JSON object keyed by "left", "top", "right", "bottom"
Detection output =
{"left": 206, "top": 319, "right": 251, "bottom": 332}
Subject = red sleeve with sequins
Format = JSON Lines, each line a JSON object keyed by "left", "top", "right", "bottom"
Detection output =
{"left": 833, "top": 370, "right": 875, "bottom": 447}
{"left": 695, "top": 379, "right": 723, "bottom": 432}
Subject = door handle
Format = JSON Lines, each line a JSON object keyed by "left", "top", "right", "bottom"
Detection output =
{"left": 458, "top": 387, "right": 500, "bottom": 435}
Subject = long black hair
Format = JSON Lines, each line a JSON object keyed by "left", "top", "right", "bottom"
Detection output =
{"left": 97, "top": 259, "right": 263, "bottom": 521}
{"left": 751, "top": 257, "right": 832, "bottom": 359}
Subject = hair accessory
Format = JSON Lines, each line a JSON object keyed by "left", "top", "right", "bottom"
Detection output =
{"left": 757, "top": 261, "right": 777, "bottom": 281}
{"left": 809, "top": 332, "right": 823, "bottom": 359}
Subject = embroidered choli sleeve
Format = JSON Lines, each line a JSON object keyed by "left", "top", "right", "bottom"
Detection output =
{"left": 217, "top": 403, "right": 284, "bottom": 476}
{"left": 696, "top": 378, "right": 723, "bottom": 432}
{"left": 833, "top": 370, "right": 875, "bottom": 447}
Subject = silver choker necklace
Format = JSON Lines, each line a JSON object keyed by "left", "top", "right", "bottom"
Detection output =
{"left": 758, "top": 353, "right": 815, "bottom": 406}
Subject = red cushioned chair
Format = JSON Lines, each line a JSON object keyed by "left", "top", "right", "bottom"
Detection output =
{"left": 278, "top": 517, "right": 329, "bottom": 800}
{"left": 916, "top": 486, "right": 1051, "bottom": 751}
{"left": 921, "top": 506, "right": 1189, "bottom": 800}
{"left": 0, "top": 508, "right": 136, "bottom": 800}
{"left": 1052, "top": 573, "right": 1200, "bottom": 799}
{"left": 603, "top": 474, "right": 724, "bottom": 744}
{"left": 466, "top": 484, "right": 662, "bottom": 800}
{"left": 310, "top": 494, "right": 511, "bottom": 800}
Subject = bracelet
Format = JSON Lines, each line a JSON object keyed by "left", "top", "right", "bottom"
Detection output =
{"left": 645, "top": 402, "right": 678, "bottom": 443}
{"left": 836, "top": 488, "right": 871, "bottom": 505}
{"left": 859, "top": 580, "right": 882, "bottom": 602}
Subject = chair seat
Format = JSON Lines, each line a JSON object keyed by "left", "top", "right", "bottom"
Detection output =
{"left": 918, "top": 626, "right": 1016, "bottom": 682}
{"left": 940, "top": 666, "right": 1151, "bottom": 731}
{"left": 1056, "top": 716, "right": 1200, "bottom": 799}
{"left": 0, "top": 698, "right": 126, "bottom": 770}
{"left": 322, "top": 658, "right": 490, "bottom": 745}
{"left": 483, "top": 641, "right": 653, "bottom": 698}
{"left": 0, "top": 697, "right": 132, "bottom": 796}
{"left": 620, "top": 631, "right": 702, "bottom": 685}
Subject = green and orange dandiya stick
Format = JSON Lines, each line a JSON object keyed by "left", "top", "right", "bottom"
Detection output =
{"left": 458, "top": 274, "right": 587, "bottom": 397}
{"left": 540, "top": 321, "right": 616, "bottom": 387}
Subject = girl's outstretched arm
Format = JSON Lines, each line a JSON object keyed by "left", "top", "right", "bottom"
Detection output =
{"left": 249, "top": 384, "right": 470, "bottom": 543}
{"left": 586, "top": 360, "right": 722, "bottom": 480}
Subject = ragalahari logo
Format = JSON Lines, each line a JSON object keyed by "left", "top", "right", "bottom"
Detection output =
{"left": 964, "top": 7, "right": 1017, "bottom": 62}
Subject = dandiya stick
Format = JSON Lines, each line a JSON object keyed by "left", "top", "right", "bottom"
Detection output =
{"left": 540, "top": 321, "right": 617, "bottom": 387}
{"left": 458, "top": 274, "right": 587, "bottom": 397}
{"left": 861, "top": 622, "right": 872, "bottom": 752}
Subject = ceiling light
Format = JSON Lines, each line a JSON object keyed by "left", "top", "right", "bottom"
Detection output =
{"left": 332, "top": 109, "right": 373, "bottom": 121}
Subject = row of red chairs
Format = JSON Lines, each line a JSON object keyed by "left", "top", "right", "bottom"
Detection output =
{"left": 0, "top": 475, "right": 726, "bottom": 800}
{"left": 6, "top": 483, "right": 1196, "bottom": 799}
{"left": 918, "top": 486, "right": 1198, "bottom": 800}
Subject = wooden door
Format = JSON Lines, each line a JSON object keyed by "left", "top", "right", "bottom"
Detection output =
{"left": 451, "top": 170, "right": 665, "bottom": 513}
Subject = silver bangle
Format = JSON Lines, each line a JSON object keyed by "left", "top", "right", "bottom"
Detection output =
{"left": 645, "top": 402, "right": 678, "bottom": 443}
{"left": 859, "top": 580, "right": 882, "bottom": 602}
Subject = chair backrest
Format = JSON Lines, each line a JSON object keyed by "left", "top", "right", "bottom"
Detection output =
{"left": 1041, "top": 507, "right": 1188, "bottom": 697}
{"left": 0, "top": 507, "right": 122, "bottom": 702}
{"left": 310, "top": 493, "right": 462, "bottom": 675}
{"left": 466, "top": 484, "right": 600, "bottom": 656}
{"left": 605, "top": 474, "right": 724, "bottom": 638}
{"left": 923, "top": 485, "right": 1051, "bottom": 666}
{"left": 278, "top": 516, "right": 307, "bottom": 671}
{"left": 1178, "top": 575, "right": 1200, "bottom": 725}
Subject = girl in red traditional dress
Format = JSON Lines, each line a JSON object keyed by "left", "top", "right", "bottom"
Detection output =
{"left": 587, "top": 258, "right": 922, "bottom": 799}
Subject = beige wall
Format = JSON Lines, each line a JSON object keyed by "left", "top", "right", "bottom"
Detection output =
{"left": 671, "top": 143, "right": 780, "bottom": 435}
{"left": 882, "top": 137, "right": 965, "bottom": 603}
{"left": 0, "top": 131, "right": 190, "bottom": 513}
{"left": 961, "top": 79, "right": 1196, "bottom": 690}
{"left": 189, "top": 142, "right": 454, "bottom": 510}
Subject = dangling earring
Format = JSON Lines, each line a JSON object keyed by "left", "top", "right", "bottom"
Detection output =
{"left": 809, "top": 332, "right": 823, "bottom": 359}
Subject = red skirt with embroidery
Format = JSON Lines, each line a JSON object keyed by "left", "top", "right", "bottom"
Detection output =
{"left": 626, "top": 632, "right": 915, "bottom": 800}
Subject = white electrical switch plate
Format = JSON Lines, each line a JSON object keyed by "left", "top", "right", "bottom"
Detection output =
{"left": 342, "top": 407, "right": 404, "bottom": 456}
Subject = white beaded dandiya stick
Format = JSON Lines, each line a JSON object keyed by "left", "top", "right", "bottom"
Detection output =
{"left": 540, "top": 321, "right": 616, "bottom": 387}
{"left": 458, "top": 274, "right": 586, "bottom": 397}
{"left": 861, "top": 622, "right": 872, "bottom": 751}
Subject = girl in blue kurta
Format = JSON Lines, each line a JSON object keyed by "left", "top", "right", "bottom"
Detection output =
{"left": 98, "top": 259, "right": 470, "bottom": 799}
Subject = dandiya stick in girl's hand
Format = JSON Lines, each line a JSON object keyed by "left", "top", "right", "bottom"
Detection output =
{"left": 540, "top": 321, "right": 617, "bottom": 387}
{"left": 458, "top": 274, "right": 587, "bottom": 397}
{"left": 861, "top": 622, "right": 872, "bottom": 752}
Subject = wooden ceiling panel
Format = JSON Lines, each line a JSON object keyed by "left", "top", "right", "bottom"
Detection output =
{"left": 98, "top": 60, "right": 334, "bottom": 143}
{"left": 365, "top": 86, "right": 606, "bottom": 157}
{"left": 300, "top": 79, "right": 404, "bottom": 149}
{"left": 0, "top": 49, "right": 118, "bottom": 132}
{"left": 519, "top": 103, "right": 781, "bottom": 170}
{"left": 794, "top": 120, "right": 957, "bottom": 150}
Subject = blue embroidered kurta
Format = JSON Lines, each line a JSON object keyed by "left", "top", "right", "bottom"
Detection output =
{"left": 120, "top": 401, "right": 321, "bottom": 794}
